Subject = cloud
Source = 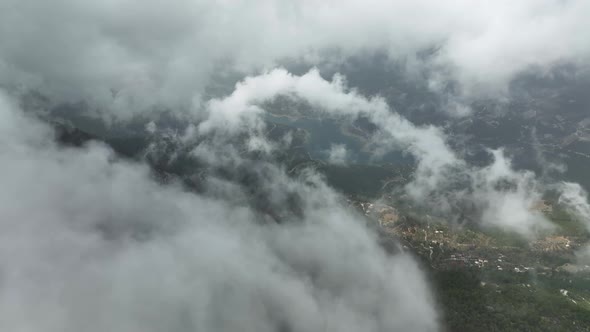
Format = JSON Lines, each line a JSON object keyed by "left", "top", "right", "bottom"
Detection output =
{"left": 2, "top": 0, "right": 590, "bottom": 116}
{"left": 0, "top": 91, "right": 438, "bottom": 331}
{"left": 327, "top": 144, "right": 349, "bottom": 165}
{"left": 471, "top": 149, "right": 554, "bottom": 236}
{"left": 1, "top": 2, "right": 589, "bottom": 329}
{"left": 198, "top": 68, "right": 460, "bottom": 203}
{"left": 557, "top": 182, "right": 590, "bottom": 264}
{"left": 558, "top": 182, "right": 590, "bottom": 229}
{"left": 197, "top": 68, "right": 568, "bottom": 237}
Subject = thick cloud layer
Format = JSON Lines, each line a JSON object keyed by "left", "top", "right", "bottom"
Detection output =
{"left": 2, "top": 0, "right": 590, "bottom": 115}
{"left": 2, "top": 1, "right": 590, "bottom": 330}
{"left": 0, "top": 92, "right": 438, "bottom": 331}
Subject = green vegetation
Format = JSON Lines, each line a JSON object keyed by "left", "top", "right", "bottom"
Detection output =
{"left": 321, "top": 164, "right": 411, "bottom": 198}
{"left": 434, "top": 268, "right": 590, "bottom": 332}
{"left": 376, "top": 201, "right": 590, "bottom": 332}
{"left": 549, "top": 207, "right": 590, "bottom": 237}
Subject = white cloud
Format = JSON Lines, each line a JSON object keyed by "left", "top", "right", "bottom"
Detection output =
{"left": 472, "top": 150, "right": 554, "bottom": 237}
{"left": 197, "top": 69, "right": 569, "bottom": 237}
{"left": 1, "top": 1, "right": 590, "bottom": 328}
{"left": 558, "top": 182, "right": 590, "bottom": 229}
{"left": 0, "top": 90, "right": 438, "bottom": 331}
{"left": 1, "top": 0, "right": 589, "bottom": 116}
{"left": 327, "top": 144, "right": 349, "bottom": 165}
{"left": 558, "top": 182, "right": 590, "bottom": 264}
